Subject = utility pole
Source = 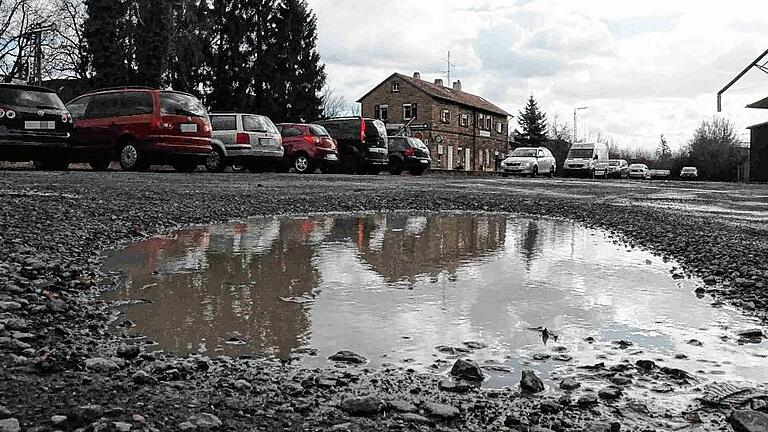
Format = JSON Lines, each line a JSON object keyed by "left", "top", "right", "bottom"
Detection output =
{"left": 442, "top": 51, "right": 456, "bottom": 86}
{"left": 574, "top": 107, "right": 589, "bottom": 143}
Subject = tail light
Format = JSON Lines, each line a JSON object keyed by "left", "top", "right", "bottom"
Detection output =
{"left": 61, "top": 114, "right": 73, "bottom": 123}
{"left": 404, "top": 147, "right": 415, "bottom": 157}
{"left": 151, "top": 119, "right": 174, "bottom": 131}
{"left": 360, "top": 118, "right": 366, "bottom": 143}
{"left": 236, "top": 132, "right": 250, "bottom": 145}
{"left": 303, "top": 135, "right": 321, "bottom": 145}
{"left": 0, "top": 109, "right": 16, "bottom": 119}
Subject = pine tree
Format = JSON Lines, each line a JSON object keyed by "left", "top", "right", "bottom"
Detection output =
{"left": 517, "top": 95, "right": 548, "bottom": 146}
{"left": 168, "top": 0, "right": 209, "bottom": 95}
{"left": 656, "top": 134, "right": 671, "bottom": 161}
{"left": 134, "top": 0, "right": 174, "bottom": 87}
{"left": 83, "top": 0, "right": 134, "bottom": 87}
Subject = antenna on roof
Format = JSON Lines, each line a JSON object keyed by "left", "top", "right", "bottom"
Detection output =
{"left": 442, "top": 51, "right": 456, "bottom": 86}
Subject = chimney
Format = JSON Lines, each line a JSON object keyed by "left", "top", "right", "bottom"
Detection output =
{"left": 413, "top": 72, "right": 421, "bottom": 80}
{"left": 434, "top": 79, "right": 444, "bottom": 87}
{"left": 453, "top": 80, "right": 462, "bottom": 92}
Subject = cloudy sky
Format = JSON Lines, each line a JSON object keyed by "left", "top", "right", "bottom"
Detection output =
{"left": 310, "top": 0, "right": 768, "bottom": 151}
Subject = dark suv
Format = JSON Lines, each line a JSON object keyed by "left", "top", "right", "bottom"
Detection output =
{"left": 387, "top": 136, "right": 431, "bottom": 176}
{"left": 0, "top": 84, "right": 73, "bottom": 170}
{"left": 315, "top": 117, "right": 388, "bottom": 174}
{"left": 67, "top": 87, "right": 212, "bottom": 171}
{"left": 277, "top": 123, "right": 338, "bottom": 174}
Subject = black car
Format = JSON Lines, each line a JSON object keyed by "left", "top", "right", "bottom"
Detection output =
{"left": 387, "top": 136, "right": 431, "bottom": 176}
{"left": 0, "top": 84, "right": 73, "bottom": 170}
{"left": 315, "top": 117, "right": 388, "bottom": 174}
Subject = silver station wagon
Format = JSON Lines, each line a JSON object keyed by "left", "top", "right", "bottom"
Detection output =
{"left": 206, "top": 112, "right": 284, "bottom": 173}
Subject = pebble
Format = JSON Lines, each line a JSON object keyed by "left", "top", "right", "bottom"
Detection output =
{"left": 328, "top": 350, "right": 367, "bottom": 364}
{"left": 50, "top": 415, "right": 67, "bottom": 425}
{"left": 114, "top": 422, "right": 132, "bottom": 431}
{"left": 729, "top": 410, "right": 768, "bottom": 432}
{"left": 85, "top": 358, "right": 120, "bottom": 372}
{"left": 577, "top": 393, "right": 599, "bottom": 408}
{"left": 560, "top": 378, "right": 580, "bottom": 391}
{"left": 188, "top": 413, "right": 222, "bottom": 429}
{"left": 340, "top": 395, "right": 381, "bottom": 415}
{"left": 0, "top": 418, "right": 20, "bottom": 432}
{"left": 520, "top": 369, "right": 544, "bottom": 393}
{"left": 399, "top": 413, "right": 432, "bottom": 424}
{"left": 388, "top": 400, "right": 417, "bottom": 413}
{"left": 422, "top": 402, "right": 460, "bottom": 419}
{"left": 598, "top": 386, "right": 623, "bottom": 401}
{"left": 116, "top": 344, "right": 141, "bottom": 359}
{"left": 449, "top": 358, "right": 485, "bottom": 382}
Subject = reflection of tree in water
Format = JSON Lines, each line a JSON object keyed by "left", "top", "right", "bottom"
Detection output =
{"left": 332, "top": 214, "right": 507, "bottom": 284}
{"left": 104, "top": 218, "right": 322, "bottom": 359}
{"left": 521, "top": 221, "right": 541, "bottom": 271}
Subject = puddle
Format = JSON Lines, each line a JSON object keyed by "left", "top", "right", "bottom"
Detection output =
{"left": 102, "top": 212, "right": 767, "bottom": 389}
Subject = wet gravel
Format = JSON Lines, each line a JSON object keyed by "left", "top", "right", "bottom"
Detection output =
{"left": 1, "top": 169, "right": 768, "bottom": 431}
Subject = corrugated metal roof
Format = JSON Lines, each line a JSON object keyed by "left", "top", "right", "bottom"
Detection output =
{"left": 358, "top": 73, "right": 511, "bottom": 117}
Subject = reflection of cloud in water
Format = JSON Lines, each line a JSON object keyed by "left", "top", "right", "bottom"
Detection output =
{"left": 103, "top": 213, "right": 768, "bottom": 387}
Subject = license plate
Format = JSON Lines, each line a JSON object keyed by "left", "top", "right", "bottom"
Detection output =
{"left": 258, "top": 138, "right": 273, "bottom": 146}
{"left": 180, "top": 124, "right": 197, "bottom": 133}
{"left": 325, "top": 154, "right": 338, "bottom": 161}
{"left": 25, "top": 121, "right": 55, "bottom": 130}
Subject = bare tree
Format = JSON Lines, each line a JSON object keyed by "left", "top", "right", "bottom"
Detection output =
{"left": 0, "top": 0, "right": 57, "bottom": 82}
{"left": 548, "top": 114, "right": 573, "bottom": 142}
{"left": 44, "top": 0, "right": 89, "bottom": 81}
{"left": 320, "top": 86, "right": 349, "bottom": 118}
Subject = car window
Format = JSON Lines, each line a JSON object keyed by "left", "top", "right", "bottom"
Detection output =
{"left": 117, "top": 92, "right": 153, "bottom": 116}
{"left": 511, "top": 148, "right": 537, "bottom": 157}
{"left": 537, "top": 149, "right": 545, "bottom": 157}
{"left": 66, "top": 96, "right": 91, "bottom": 120}
{"left": 210, "top": 115, "right": 237, "bottom": 131}
{"left": 281, "top": 127, "right": 303, "bottom": 138}
{"left": 409, "top": 138, "right": 428, "bottom": 150}
{"left": 160, "top": 92, "right": 207, "bottom": 118}
{"left": 309, "top": 125, "right": 330, "bottom": 137}
{"left": 0, "top": 87, "right": 65, "bottom": 109}
{"left": 84, "top": 93, "right": 121, "bottom": 119}
{"left": 243, "top": 115, "right": 278, "bottom": 134}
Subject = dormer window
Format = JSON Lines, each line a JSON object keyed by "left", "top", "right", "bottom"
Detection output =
{"left": 392, "top": 82, "right": 401, "bottom": 93}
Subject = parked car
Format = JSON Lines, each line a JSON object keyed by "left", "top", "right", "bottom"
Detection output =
{"left": 205, "top": 113, "right": 283, "bottom": 173}
{"left": 67, "top": 87, "right": 212, "bottom": 172}
{"left": 387, "top": 136, "right": 431, "bottom": 175}
{"left": 315, "top": 117, "right": 388, "bottom": 175}
{"left": 0, "top": 84, "right": 73, "bottom": 170}
{"left": 629, "top": 163, "right": 652, "bottom": 179}
{"left": 594, "top": 159, "right": 629, "bottom": 179}
{"left": 650, "top": 169, "right": 671, "bottom": 179}
{"left": 276, "top": 123, "right": 338, "bottom": 174}
{"left": 563, "top": 142, "right": 609, "bottom": 178}
{"left": 501, "top": 147, "right": 556, "bottom": 177}
{"left": 680, "top": 166, "right": 699, "bottom": 179}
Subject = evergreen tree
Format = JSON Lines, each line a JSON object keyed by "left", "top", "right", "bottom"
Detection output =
{"left": 83, "top": 0, "right": 134, "bottom": 87}
{"left": 134, "top": 0, "right": 174, "bottom": 87}
{"left": 656, "top": 134, "right": 671, "bottom": 161}
{"left": 517, "top": 95, "right": 548, "bottom": 146}
{"left": 168, "top": 0, "right": 209, "bottom": 95}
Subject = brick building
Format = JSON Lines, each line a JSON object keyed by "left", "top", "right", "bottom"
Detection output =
{"left": 747, "top": 96, "right": 768, "bottom": 182}
{"left": 358, "top": 72, "right": 511, "bottom": 171}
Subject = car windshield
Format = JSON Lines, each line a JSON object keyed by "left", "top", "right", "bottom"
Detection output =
{"left": 630, "top": 165, "right": 645, "bottom": 169}
{"left": 682, "top": 168, "right": 696, "bottom": 172}
{"left": 568, "top": 149, "right": 594, "bottom": 159}
{"left": 608, "top": 161, "right": 621, "bottom": 166}
{"left": 408, "top": 138, "right": 428, "bottom": 150}
{"left": 309, "top": 125, "right": 330, "bottom": 137}
{"left": 160, "top": 92, "right": 208, "bottom": 118}
{"left": 511, "top": 148, "right": 537, "bottom": 157}
{"left": 0, "top": 87, "right": 65, "bottom": 109}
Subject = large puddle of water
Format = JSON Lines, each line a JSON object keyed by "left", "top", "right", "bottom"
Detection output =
{"left": 102, "top": 213, "right": 767, "bottom": 388}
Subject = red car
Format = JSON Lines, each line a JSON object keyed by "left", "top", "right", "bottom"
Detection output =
{"left": 66, "top": 87, "right": 212, "bottom": 172}
{"left": 276, "top": 123, "right": 339, "bottom": 174}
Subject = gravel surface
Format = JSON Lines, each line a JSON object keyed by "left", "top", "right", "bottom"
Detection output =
{"left": 1, "top": 169, "right": 768, "bottom": 431}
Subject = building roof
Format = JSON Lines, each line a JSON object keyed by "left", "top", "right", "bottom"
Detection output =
{"left": 358, "top": 73, "right": 511, "bottom": 117}
{"left": 748, "top": 121, "right": 768, "bottom": 129}
{"left": 746, "top": 96, "right": 768, "bottom": 109}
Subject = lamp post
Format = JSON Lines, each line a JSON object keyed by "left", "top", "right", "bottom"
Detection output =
{"left": 574, "top": 107, "right": 589, "bottom": 143}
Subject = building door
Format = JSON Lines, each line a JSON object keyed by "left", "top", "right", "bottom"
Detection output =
{"left": 447, "top": 146, "right": 453, "bottom": 170}
{"left": 464, "top": 149, "right": 471, "bottom": 171}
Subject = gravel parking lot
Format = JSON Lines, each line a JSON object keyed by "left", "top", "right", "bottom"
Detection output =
{"left": 1, "top": 170, "right": 767, "bottom": 431}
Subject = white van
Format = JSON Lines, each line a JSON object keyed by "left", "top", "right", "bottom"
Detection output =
{"left": 563, "top": 142, "right": 609, "bottom": 178}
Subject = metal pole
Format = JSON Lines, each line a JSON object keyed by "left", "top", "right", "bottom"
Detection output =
{"left": 574, "top": 107, "right": 588, "bottom": 143}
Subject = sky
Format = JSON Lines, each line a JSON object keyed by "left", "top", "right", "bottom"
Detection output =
{"left": 309, "top": 0, "right": 768, "bottom": 151}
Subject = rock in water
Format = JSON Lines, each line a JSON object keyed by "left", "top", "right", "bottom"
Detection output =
{"left": 729, "top": 411, "right": 768, "bottom": 432}
{"left": 340, "top": 395, "right": 381, "bottom": 415}
{"left": 329, "top": 351, "right": 367, "bottom": 364}
{"left": 520, "top": 369, "right": 545, "bottom": 393}
{"left": 449, "top": 359, "right": 484, "bottom": 381}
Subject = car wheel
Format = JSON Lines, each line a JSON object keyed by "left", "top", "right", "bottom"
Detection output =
{"left": 388, "top": 159, "right": 404, "bottom": 175}
{"left": 89, "top": 158, "right": 110, "bottom": 171}
{"left": 293, "top": 154, "right": 315, "bottom": 174}
{"left": 173, "top": 162, "right": 198, "bottom": 173}
{"left": 231, "top": 164, "right": 245, "bottom": 172}
{"left": 205, "top": 148, "right": 226, "bottom": 173}
{"left": 501, "top": 173, "right": 509, "bottom": 178}
{"left": 119, "top": 141, "right": 147, "bottom": 171}
{"left": 549, "top": 166, "right": 555, "bottom": 178}
{"left": 531, "top": 166, "right": 538, "bottom": 178}
{"left": 340, "top": 154, "right": 358, "bottom": 175}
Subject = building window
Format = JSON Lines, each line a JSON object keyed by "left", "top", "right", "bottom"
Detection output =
{"left": 486, "top": 116, "right": 492, "bottom": 130}
{"left": 460, "top": 114, "right": 469, "bottom": 127}
{"left": 437, "top": 145, "right": 444, "bottom": 155}
{"left": 441, "top": 109, "right": 450, "bottom": 123}
{"left": 377, "top": 104, "right": 388, "bottom": 121}
{"left": 392, "top": 82, "right": 401, "bottom": 93}
{"left": 403, "top": 103, "right": 413, "bottom": 121}
{"left": 478, "top": 114, "right": 484, "bottom": 129}
{"left": 495, "top": 121, "right": 503, "bottom": 134}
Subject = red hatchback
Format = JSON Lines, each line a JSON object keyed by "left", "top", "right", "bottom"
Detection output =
{"left": 66, "top": 87, "right": 212, "bottom": 171}
{"left": 276, "top": 123, "right": 339, "bottom": 174}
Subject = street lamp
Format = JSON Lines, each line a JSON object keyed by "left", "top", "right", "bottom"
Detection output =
{"left": 574, "top": 107, "right": 589, "bottom": 143}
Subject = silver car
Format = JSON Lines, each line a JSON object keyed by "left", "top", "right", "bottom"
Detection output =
{"left": 501, "top": 147, "right": 557, "bottom": 177}
{"left": 206, "top": 113, "right": 284, "bottom": 173}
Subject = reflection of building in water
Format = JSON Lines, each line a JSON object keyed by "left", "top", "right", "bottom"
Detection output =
{"left": 333, "top": 214, "right": 507, "bottom": 284}
{"left": 103, "top": 218, "right": 325, "bottom": 358}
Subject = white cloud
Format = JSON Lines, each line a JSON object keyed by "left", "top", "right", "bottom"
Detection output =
{"left": 310, "top": 0, "right": 768, "bottom": 150}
